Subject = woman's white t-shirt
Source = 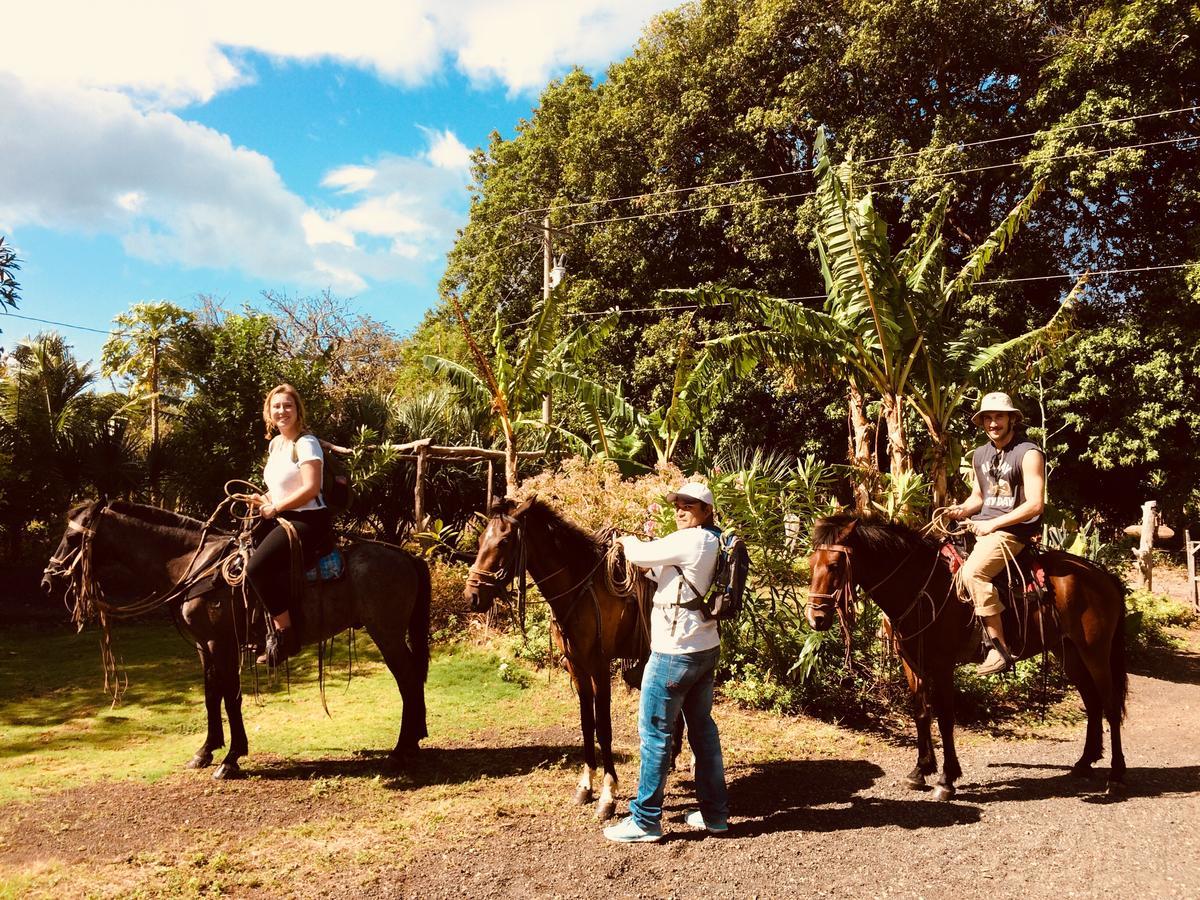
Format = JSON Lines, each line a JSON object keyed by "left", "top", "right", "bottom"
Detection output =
{"left": 618, "top": 527, "right": 720, "bottom": 655}
{"left": 263, "top": 434, "right": 325, "bottom": 511}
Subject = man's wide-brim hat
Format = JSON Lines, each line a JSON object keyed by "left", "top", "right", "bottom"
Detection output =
{"left": 971, "top": 391, "right": 1024, "bottom": 426}
{"left": 665, "top": 482, "right": 714, "bottom": 507}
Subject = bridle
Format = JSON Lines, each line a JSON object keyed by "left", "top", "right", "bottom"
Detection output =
{"left": 808, "top": 538, "right": 956, "bottom": 647}
{"left": 466, "top": 512, "right": 528, "bottom": 604}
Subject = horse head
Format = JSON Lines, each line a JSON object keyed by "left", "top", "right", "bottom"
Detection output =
{"left": 463, "top": 494, "right": 537, "bottom": 612}
{"left": 806, "top": 516, "right": 859, "bottom": 631}
{"left": 41, "top": 499, "right": 106, "bottom": 603}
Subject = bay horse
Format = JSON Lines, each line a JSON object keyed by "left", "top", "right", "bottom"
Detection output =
{"left": 41, "top": 499, "right": 430, "bottom": 778}
{"left": 464, "top": 496, "right": 651, "bottom": 820}
{"left": 807, "top": 515, "right": 1128, "bottom": 798}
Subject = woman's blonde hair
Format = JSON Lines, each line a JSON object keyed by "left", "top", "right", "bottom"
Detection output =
{"left": 262, "top": 383, "right": 308, "bottom": 439}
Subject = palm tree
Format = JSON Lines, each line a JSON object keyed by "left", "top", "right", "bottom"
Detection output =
{"left": 0, "top": 236, "right": 20, "bottom": 314}
{"left": 101, "top": 301, "right": 195, "bottom": 501}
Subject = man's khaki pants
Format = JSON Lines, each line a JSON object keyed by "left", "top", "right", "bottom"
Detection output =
{"left": 960, "top": 531, "right": 1026, "bottom": 618}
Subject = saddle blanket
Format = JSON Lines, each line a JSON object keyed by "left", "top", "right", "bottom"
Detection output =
{"left": 306, "top": 548, "right": 345, "bottom": 583}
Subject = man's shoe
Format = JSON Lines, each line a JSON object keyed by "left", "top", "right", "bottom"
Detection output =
{"left": 977, "top": 646, "right": 1013, "bottom": 676}
{"left": 684, "top": 810, "right": 728, "bottom": 834}
{"left": 603, "top": 816, "right": 663, "bottom": 843}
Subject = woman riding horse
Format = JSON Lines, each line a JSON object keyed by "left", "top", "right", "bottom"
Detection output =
{"left": 247, "top": 383, "right": 333, "bottom": 666}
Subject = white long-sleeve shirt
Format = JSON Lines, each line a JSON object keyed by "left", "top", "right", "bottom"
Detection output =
{"left": 618, "top": 527, "right": 720, "bottom": 654}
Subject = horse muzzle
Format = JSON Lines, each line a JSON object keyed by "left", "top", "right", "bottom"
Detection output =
{"left": 805, "top": 596, "right": 835, "bottom": 631}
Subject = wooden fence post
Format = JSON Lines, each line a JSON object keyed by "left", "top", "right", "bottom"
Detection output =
{"left": 414, "top": 444, "right": 427, "bottom": 530}
{"left": 1186, "top": 528, "right": 1199, "bottom": 612}
{"left": 1134, "top": 500, "right": 1157, "bottom": 591}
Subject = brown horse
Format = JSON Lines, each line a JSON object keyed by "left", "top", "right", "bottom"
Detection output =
{"left": 464, "top": 496, "right": 650, "bottom": 820}
{"left": 42, "top": 499, "right": 430, "bottom": 778}
{"left": 806, "top": 515, "right": 1128, "bottom": 799}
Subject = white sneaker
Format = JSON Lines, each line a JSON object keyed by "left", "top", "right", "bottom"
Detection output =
{"left": 603, "top": 816, "right": 663, "bottom": 843}
{"left": 684, "top": 810, "right": 728, "bottom": 834}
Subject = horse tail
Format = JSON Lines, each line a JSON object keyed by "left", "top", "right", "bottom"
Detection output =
{"left": 409, "top": 554, "right": 432, "bottom": 683}
{"left": 1109, "top": 571, "right": 1130, "bottom": 722}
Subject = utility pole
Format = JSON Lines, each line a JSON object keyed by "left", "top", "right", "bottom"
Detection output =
{"left": 542, "top": 214, "right": 553, "bottom": 426}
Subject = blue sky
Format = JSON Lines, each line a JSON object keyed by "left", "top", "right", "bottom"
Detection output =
{"left": 0, "top": 1, "right": 678, "bottom": 367}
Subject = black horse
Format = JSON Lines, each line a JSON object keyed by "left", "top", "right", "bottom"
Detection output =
{"left": 42, "top": 499, "right": 430, "bottom": 778}
{"left": 807, "top": 515, "right": 1128, "bottom": 798}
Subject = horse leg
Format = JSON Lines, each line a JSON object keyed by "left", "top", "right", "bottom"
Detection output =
{"left": 930, "top": 671, "right": 960, "bottom": 801}
{"left": 593, "top": 675, "right": 618, "bottom": 820}
{"left": 904, "top": 664, "right": 937, "bottom": 790}
{"left": 573, "top": 674, "right": 598, "bottom": 806}
{"left": 1060, "top": 641, "right": 1104, "bottom": 777}
{"left": 368, "top": 623, "right": 428, "bottom": 764}
{"left": 213, "top": 641, "right": 248, "bottom": 780}
{"left": 1079, "top": 637, "right": 1127, "bottom": 793}
{"left": 186, "top": 647, "right": 223, "bottom": 769}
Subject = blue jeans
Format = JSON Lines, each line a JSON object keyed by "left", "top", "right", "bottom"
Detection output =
{"left": 629, "top": 647, "right": 728, "bottom": 830}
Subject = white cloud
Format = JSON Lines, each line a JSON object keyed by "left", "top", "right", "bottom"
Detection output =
{"left": 0, "top": 74, "right": 473, "bottom": 292}
{"left": 321, "top": 166, "right": 377, "bottom": 194}
{"left": 423, "top": 128, "right": 473, "bottom": 171}
{"left": 4, "top": 1, "right": 678, "bottom": 104}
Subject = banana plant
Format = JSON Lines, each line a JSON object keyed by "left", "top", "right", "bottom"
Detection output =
{"left": 682, "top": 126, "right": 1068, "bottom": 509}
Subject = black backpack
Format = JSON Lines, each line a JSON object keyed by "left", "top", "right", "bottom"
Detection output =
{"left": 674, "top": 526, "right": 750, "bottom": 621}
{"left": 289, "top": 437, "right": 353, "bottom": 513}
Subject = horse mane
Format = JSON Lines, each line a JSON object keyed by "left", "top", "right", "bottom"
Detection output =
{"left": 492, "top": 496, "right": 605, "bottom": 564}
{"left": 106, "top": 499, "right": 212, "bottom": 534}
{"left": 813, "top": 513, "right": 940, "bottom": 557}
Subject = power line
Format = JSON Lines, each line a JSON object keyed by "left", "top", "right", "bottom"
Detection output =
{"left": 567, "top": 263, "right": 1196, "bottom": 319}
{"left": 554, "top": 135, "right": 1198, "bottom": 232}
{"left": 1, "top": 312, "right": 112, "bottom": 335}
{"left": 508, "top": 104, "right": 1200, "bottom": 220}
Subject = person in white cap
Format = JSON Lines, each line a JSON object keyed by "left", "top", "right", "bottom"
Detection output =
{"left": 602, "top": 481, "right": 729, "bottom": 842}
{"left": 946, "top": 391, "right": 1045, "bottom": 675}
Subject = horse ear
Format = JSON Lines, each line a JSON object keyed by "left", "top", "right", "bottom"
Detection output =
{"left": 835, "top": 518, "right": 859, "bottom": 543}
{"left": 514, "top": 494, "right": 537, "bottom": 516}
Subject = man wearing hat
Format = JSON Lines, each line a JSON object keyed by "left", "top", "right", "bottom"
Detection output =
{"left": 603, "top": 481, "right": 729, "bottom": 842}
{"left": 947, "top": 392, "right": 1046, "bottom": 675}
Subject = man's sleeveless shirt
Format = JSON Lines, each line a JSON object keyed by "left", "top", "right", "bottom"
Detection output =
{"left": 970, "top": 438, "right": 1043, "bottom": 541}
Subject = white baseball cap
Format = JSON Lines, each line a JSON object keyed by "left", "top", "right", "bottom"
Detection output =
{"left": 665, "top": 482, "right": 714, "bottom": 507}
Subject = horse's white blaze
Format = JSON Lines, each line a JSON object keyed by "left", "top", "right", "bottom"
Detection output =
{"left": 577, "top": 765, "right": 595, "bottom": 792}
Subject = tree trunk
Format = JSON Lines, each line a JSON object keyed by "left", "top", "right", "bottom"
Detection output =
{"left": 929, "top": 432, "right": 950, "bottom": 510}
{"left": 880, "top": 394, "right": 911, "bottom": 477}
{"left": 149, "top": 340, "right": 160, "bottom": 505}
{"left": 503, "top": 425, "right": 519, "bottom": 497}
{"left": 847, "top": 380, "right": 876, "bottom": 512}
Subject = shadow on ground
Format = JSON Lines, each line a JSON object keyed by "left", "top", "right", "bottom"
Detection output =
{"left": 708, "top": 758, "right": 982, "bottom": 836}
{"left": 251, "top": 743, "right": 595, "bottom": 788}
{"left": 972, "top": 762, "right": 1200, "bottom": 804}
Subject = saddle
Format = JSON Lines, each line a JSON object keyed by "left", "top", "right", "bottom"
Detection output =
{"left": 941, "top": 539, "right": 1049, "bottom": 604}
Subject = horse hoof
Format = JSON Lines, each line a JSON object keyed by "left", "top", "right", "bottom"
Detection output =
{"left": 573, "top": 787, "right": 593, "bottom": 806}
{"left": 1106, "top": 780, "right": 1126, "bottom": 799}
{"left": 931, "top": 784, "right": 955, "bottom": 802}
{"left": 904, "top": 774, "right": 927, "bottom": 790}
{"left": 186, "top": 753, "right": 213, "bottom": 770}
{"left": 595, "top": 800, "right": 617, "bottom": 821}
{"left": 1070, "top": 763, "right": 1095, "bottom": 779}
{"left": 212, "top": 762, "right": 246, "bottom": 781}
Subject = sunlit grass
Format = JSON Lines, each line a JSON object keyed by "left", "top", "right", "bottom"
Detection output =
{"left": 0, "top": 622, "right": 575, "bottom": 803}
